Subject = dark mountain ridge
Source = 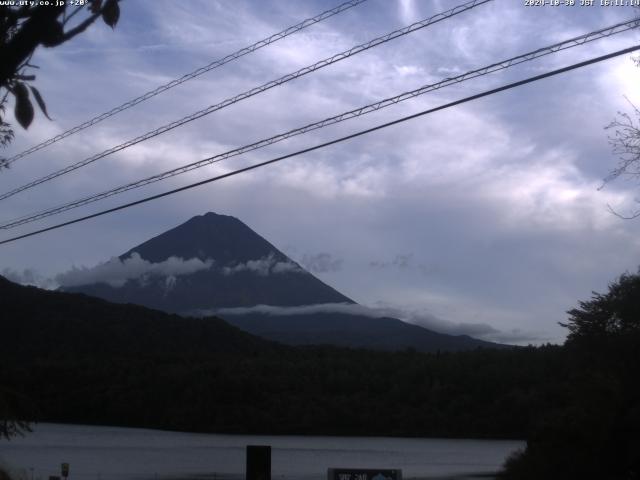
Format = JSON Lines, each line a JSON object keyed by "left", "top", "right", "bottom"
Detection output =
{"left": 0, "top": 275, "right": 269, "bottom": 357}
{"left": 225, "top": 312, "right": 498, "bottom": 352}
{"left": 1, "top": 274, "right": 555, "bottom": 441}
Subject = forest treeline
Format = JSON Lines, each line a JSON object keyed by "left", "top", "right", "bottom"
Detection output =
{"left": 1, "top": 272, "right": 639, "bottom": 478}
{"left": 3, "top": 344, "right": 565, "bottom": 439}
{"left": 1, "top": 274, "right": 560, "bottom": 438}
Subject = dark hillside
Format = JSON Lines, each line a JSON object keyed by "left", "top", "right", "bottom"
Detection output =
{"left": 0, "top": 275, "right": 270, "bottom": 357}
{"left": 225, "top": 312, "right": 501, "bottom": 352}
{"left": 0, "top": 275, "right": 560, "bottom": 439}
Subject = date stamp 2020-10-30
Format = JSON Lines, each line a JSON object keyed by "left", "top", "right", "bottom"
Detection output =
{"left": 524, "top": 0, "right": 640, "bottom": 6}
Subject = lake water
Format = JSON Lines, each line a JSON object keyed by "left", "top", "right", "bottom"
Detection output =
{"left": 0, "top": 424, "right": 524, "bottom": 480}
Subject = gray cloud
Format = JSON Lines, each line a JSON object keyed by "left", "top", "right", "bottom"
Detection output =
{"left": 370, "top": 254, "right": 414, "bottom": 269}
{"left": 1, "top": 267, "right": 55, "bottom": 289}
{"left": 56, "top": 252, "right": 214, "bottom": 288}
{"left": 222, "top": 253, "right": 303, "bottom": 276}
{"left": 215, "top": 303, "right": 375, "bottom": 317}
{"left": 164, "top": 275, "right": 177, "bottom": 296}
{"left": 404, "top": 312, "right": 548, "bottom": 344}
{"left": 54, "top": 252, "right": 303, "bottom": 287}
{"left": 300, "top": 252, "right": 343, "bottom": 273}
{"left": 211, "top": 302, "right": 544, "bottom": 344}
{"left": 369, "top": 254, "right": 435, "bottom": 275}
{"left": 6, "top": 252, "right": 304, "bottom": 291}
{"left": 392, "top": 254, "right": 412, "bottom": 269}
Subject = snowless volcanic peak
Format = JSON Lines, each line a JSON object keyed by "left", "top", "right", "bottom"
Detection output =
{"left": 65, "top": 212, "right": 353, "bottom": 313}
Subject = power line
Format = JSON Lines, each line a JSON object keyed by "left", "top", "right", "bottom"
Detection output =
{"left": 1, "top": 44, "right": 637, "bottom": 247}
{"left": 0, "top": 0, "right": 492, "bottom": 202}
{"left": 2, "top": 0, "right": 369, "bottom": 166}
{"left": 2, "top": 18, "right": 637, "bottom": 230}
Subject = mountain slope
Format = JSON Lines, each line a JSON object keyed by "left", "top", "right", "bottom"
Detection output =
{"left": 0, "top": 274, "right": 552, "bottom": 440}
{"left": 65, "top": 212, "right": 506, "bottom": 352}
{"left": 0, "top": 275, "right": 269, "bottom": 357}
{"left": 67, "top": 212, "right": 352, "bottom": 313}
{"left": 224, "top": 312, "right": 501, "bottom": 352}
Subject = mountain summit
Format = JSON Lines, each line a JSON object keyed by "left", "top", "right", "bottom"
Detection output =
{"left": 121, "top": 212, "right": 306, "bottom": 265}
{"left": 67, "top": 212, "right": 504, "bottom": 352}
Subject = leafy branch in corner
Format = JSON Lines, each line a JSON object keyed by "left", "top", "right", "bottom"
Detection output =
{"left": 0, "top": 0, "right": 121, "bottom": 168}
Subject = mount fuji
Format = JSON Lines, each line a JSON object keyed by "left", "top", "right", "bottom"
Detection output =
{"left": 65, "top": 212, "right": 505, "bottom": 352}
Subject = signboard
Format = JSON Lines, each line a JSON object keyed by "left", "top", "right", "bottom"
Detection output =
{"left": 61, "top": 463, "right": 69, "bottom": 479}
{"left": 328, "top": 469, "right": 402, "bottom": 480}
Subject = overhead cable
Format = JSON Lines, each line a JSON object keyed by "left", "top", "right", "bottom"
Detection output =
{"left": 1, "top": 44, "right": 637, "bottom": 246}
{"left": 2, "top": 18, "right": 638, "bottom": 230}
{"left": 0, "top": 0, "right": 492, "bottom": 202}
{"left": 2, "top": 0, "right": 369, "bottom": 166}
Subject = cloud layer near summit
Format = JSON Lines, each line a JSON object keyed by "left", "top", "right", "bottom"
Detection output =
{"left": 1, "top": 0, "right": 640, "bottom": 343}
{"left": 55, "top": 253, "right": 214, "bottom": 288}
{"left": 3, "top": 253, "right": 303, "bottom": 288}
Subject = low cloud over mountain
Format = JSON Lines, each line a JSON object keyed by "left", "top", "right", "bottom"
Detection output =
{"left": 300, "top": 253, "right": 343, "bottom": 273}
{"left": 52, "top": 251, "right": 304, "bottom": 290}
{"left": 56, "top": 252, "right": 215, "bottom": 288}
{"left": 211, "top": 302, "right": 543, "bottom": 343}
{"left": 222, "top": 253, "right": 303, "bottom": 276}
{"left": 1, "top": 267, "right": 55, "bottom": 289}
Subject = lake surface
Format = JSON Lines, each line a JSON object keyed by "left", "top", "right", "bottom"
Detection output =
{"left": 0, "top": 424, "right": 524, "bottom": 480}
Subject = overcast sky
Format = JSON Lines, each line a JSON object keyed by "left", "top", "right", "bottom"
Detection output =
{"left": 1, "top": 0, "right": 640, "bottom": 344}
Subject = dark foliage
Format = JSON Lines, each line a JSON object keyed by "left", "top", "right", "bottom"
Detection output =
{"left": 4, "top": 268, "right": 639, "bottom": 480}
{"left": 502, "top": 272, "right": 640, "bottom": 479}
{"left": 0, "top": 274, "right": 559, "bottom": 439}
{"left": 562, "top": 270, "right": 640, "bottom": 341}
{"left": 0, "top": 468, "right": 12, "bottom": 480}
{"left": 3, "top": 346, "right": 564, "bottom": 439}
{"left": 0, "top": 275, "right": 271, "bottom": 357}
{"left": 0, "top": 387, "right": 34, "bottom": 440}
{"left": 0, "top": 0, "right": 120, "bottom": 166}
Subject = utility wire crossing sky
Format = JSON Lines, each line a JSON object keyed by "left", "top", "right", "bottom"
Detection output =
{"left": 0, "top": 0, "right": 491, "bottom": 202}
{"left": 3, "top": 0, "right": 369, "bottom": 166}
{"left": 1, "top": 43, "right": 637, "bottom": 246}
